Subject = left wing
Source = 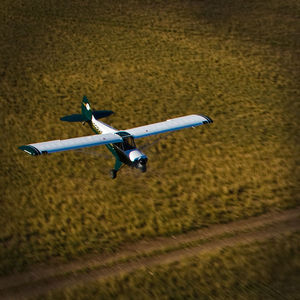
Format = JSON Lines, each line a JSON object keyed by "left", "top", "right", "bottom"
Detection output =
{"left": 19, "top": 133, "right": 123, "bottom": 155}
{"left": 125, "top": 114, "right": 213, "bottom": 139}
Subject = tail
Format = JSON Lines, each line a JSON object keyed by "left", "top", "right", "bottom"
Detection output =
{"left": 60, "top": 96, "right": 113, "bottom": 122}
{"left": 81, "top": 95, "right": 93, "bottom": 121}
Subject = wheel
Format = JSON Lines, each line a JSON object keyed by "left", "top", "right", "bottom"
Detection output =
{"left": 110, "top": 169, "right": 117, "bottom": 179}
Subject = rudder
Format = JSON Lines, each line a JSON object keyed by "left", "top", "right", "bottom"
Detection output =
{"left": 81, "top": 95, "right": 93, "bottom": 121}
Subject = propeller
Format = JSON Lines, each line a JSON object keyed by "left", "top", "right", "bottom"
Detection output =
{"left": 139, "top": 132, "right": 173, "bottom": 151}
{"left": 72, "top": 149, "right": 111, "bottom": 159}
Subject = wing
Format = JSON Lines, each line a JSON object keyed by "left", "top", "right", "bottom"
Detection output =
{"left": 125, "top": 114, "right": 213, "bottom": 139}
{"left": 19, "top": 133, "right": 123, "bottom": 155}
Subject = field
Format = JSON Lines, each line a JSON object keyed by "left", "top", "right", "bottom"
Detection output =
{"left": 43, "top": 232, "right": 300, "bottom": 300}
{"left": 1, "top": 208, "right": 298, "bottom": 299}
{"left": 0, "top": 0, "right": 299, "bottom": 298}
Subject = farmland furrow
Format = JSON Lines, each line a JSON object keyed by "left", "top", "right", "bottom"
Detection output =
{"left": 0, "top": 207, "right": 299, "bottom": 300}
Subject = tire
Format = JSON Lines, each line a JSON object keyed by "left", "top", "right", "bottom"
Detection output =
{"left": 110, "top": 169, "right": 117, "bottom": 179}
{"left": 140, "top": 165, "right": 147, "bottom": 173}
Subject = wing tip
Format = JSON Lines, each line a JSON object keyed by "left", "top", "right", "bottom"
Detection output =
{"left": 19, "top": 145, "right": 41, "bottom": 156}
{"left": 198, "top": 114, "right": 213, "bottom": 124}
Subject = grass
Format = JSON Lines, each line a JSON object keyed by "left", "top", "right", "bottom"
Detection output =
{"left": 0, "top": 0, "right": 299, "bottom": 274}
{"left": 42, "top": 232, "right": 300, "bottom": 299}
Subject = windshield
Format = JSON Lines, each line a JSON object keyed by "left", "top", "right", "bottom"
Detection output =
{"left": 122, "top": 136, "right": 136, "bottom": 150}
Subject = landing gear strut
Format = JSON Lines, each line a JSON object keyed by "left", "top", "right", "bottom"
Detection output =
{"left": 105, "top": 144, "right": 123, "bottom": 179}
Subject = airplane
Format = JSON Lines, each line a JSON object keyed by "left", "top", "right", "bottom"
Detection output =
{"left": 19, "top": 96, "right": 213, "bottom": 179}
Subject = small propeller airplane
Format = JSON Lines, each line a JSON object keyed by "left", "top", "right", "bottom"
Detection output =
{"left": 19, "top": 96, "right": 213, "bottom": 178}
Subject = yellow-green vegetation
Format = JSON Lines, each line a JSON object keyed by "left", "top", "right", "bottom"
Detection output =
{"left": 0, "top": 0, "right": 299, "bottom": 275}
{"left": 42, "top": 233, "right": 300, "bottom": 299}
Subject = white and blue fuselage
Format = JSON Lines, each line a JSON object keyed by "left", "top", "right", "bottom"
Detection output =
{"left": 89, "top": 115, "right": 148, "bottom": 172}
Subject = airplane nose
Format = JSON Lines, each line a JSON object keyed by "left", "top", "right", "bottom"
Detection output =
{"left": 137, "top": 157, "right": 147, "bottom": 172}
{"left": 139, "top": 157, "right": 147, "bottom": 165}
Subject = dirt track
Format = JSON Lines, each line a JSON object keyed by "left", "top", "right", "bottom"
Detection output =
{"left": 0, "top": 207, "right": 299, "bottom": 300}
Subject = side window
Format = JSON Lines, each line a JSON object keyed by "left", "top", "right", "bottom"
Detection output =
{"left": 114, "top": 142, "right": 123, "bottom": 150}
{"left": 123, "top": 137, "right": 136, "bottom": 150}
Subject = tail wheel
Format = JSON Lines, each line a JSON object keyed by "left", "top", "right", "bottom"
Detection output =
{"left": 110, "top": 169, "right": 117, "bottom": 179}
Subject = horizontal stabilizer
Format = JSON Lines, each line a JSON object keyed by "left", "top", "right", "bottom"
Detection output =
{"left": 60, "top": 110, "right": 114, "bottom": 122}
{"left": 93, "top": 110, "right": 114, "bottom": 119}
{"left": 60, "top": 114, "right": 85, "bottom": 122}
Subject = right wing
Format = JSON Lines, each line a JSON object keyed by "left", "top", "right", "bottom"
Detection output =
{"left": 125, "top": 114, "right": 213, "bottom": 139}
{"left": 19, "top": 133, "right": 123, "bottom": 155}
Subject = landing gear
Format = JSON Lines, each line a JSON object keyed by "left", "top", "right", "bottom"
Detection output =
{"left": 105, "top": 144, "right": 123, "bottom": 180}
{"left": 140, "top": 165, "right": 147, "bottom": 173}
{"left": 110, "top": 169, "right": 117, "bottom": 179}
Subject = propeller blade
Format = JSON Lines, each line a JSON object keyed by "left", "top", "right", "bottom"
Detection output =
{"left": 72, "top": 149, "right": 111, "bottom": 159}
{"left": 139, "top": 132, "right": 173, "bottom": 151}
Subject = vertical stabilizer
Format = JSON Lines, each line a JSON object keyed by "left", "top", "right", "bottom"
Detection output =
{"left": 81, "top": 96, "right": 93, "bottom": 121}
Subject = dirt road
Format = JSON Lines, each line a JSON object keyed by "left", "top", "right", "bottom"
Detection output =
{"left": 0, "top": 207, "right": 299, "bottom": 300}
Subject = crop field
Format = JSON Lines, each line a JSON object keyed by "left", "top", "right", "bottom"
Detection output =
{"left": 0, "top": 0, "right": 299, "bottom": 291}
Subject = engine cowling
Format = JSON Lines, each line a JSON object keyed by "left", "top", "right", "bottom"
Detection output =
{"left": 128, "top": 149, "right": 148, "bottom": 172}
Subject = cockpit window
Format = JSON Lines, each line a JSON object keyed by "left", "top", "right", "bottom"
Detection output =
{"left": 122, "top": 136, "right": 136, "bottom": 150}
{"left": 114, "top": 142, "right": 124, "bottom": 150}
{"left": 114, "top": 132, "right": 136, "bottom": 151}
